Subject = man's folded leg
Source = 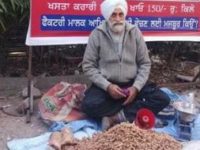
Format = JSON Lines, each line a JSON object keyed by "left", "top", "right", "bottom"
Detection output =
{"left": 81, "top": 84, "right": 123, "bottom": 118}
{"left": 124, "top": 83, "right": 170, "bottom": 123}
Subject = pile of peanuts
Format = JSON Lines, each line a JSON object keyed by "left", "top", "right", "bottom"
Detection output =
{"left": 63, "top": 123, "right": 182, "bottom": 150}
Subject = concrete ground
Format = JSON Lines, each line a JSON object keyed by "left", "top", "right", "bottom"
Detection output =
{"left": 0, "top": 75, "right": 89, "bottom": 150}
{"left": 0, "top": 96, "right": 47, "bottom": 150}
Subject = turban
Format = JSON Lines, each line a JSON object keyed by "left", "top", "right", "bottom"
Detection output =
{"left": 100, "top": 0, "right": 128, "bottom": 20}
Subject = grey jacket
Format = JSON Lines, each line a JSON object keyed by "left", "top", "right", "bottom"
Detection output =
{"left": 82, "top": 21, "right": 151, "bottom": 91}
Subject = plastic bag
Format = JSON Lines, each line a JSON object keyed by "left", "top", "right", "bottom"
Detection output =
{"left": 38, "top": 81, "right": 87, "bottom": 122}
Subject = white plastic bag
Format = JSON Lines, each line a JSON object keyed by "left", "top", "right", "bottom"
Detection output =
{"left": 182, "top": 140, "right": 200, "bottom": 150}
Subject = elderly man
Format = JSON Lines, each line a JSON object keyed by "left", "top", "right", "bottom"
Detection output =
{"left": 81, "top": 0, "right": 170, "bottom": 129}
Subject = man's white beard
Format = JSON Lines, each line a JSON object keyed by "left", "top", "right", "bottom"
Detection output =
{"left": 108, "top": 21, "right": 125, "bottom": 34}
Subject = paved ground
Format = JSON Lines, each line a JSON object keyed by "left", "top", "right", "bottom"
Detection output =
{"left": 0, "top": 75, "right": 88, "bottom": 150}
{"left": 0, "top": 96, "right": 47, "bottom": 150}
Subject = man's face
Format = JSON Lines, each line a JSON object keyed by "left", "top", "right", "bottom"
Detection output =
{"left": 108, "top": 7, "right": 125, "bottom": 34}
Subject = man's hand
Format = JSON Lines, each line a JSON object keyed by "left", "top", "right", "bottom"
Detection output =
{"left": 107, "top": 84, "right": 126, "bottom": 99}
{"left": 123, "top": 86, "right": 138, "bottom": 105}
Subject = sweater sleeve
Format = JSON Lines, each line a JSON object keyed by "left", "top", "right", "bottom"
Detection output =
{"left": 132, "top": 27, "right": 151, "bottom": 91}
{"left": 82, "top": 30, "right": 111, "bottom": 91}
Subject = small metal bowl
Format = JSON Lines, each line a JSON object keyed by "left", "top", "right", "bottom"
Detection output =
{"left": 173, "top": 101, "right": 199, "bottom": 122}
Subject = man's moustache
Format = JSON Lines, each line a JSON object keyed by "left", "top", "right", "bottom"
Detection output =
{"left": 113, "top": 23, "right": 123, "bottom": 26}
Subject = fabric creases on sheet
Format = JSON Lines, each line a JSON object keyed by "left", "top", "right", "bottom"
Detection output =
{"left": 7, "top": 119, "right": 101, "bottom": 150}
